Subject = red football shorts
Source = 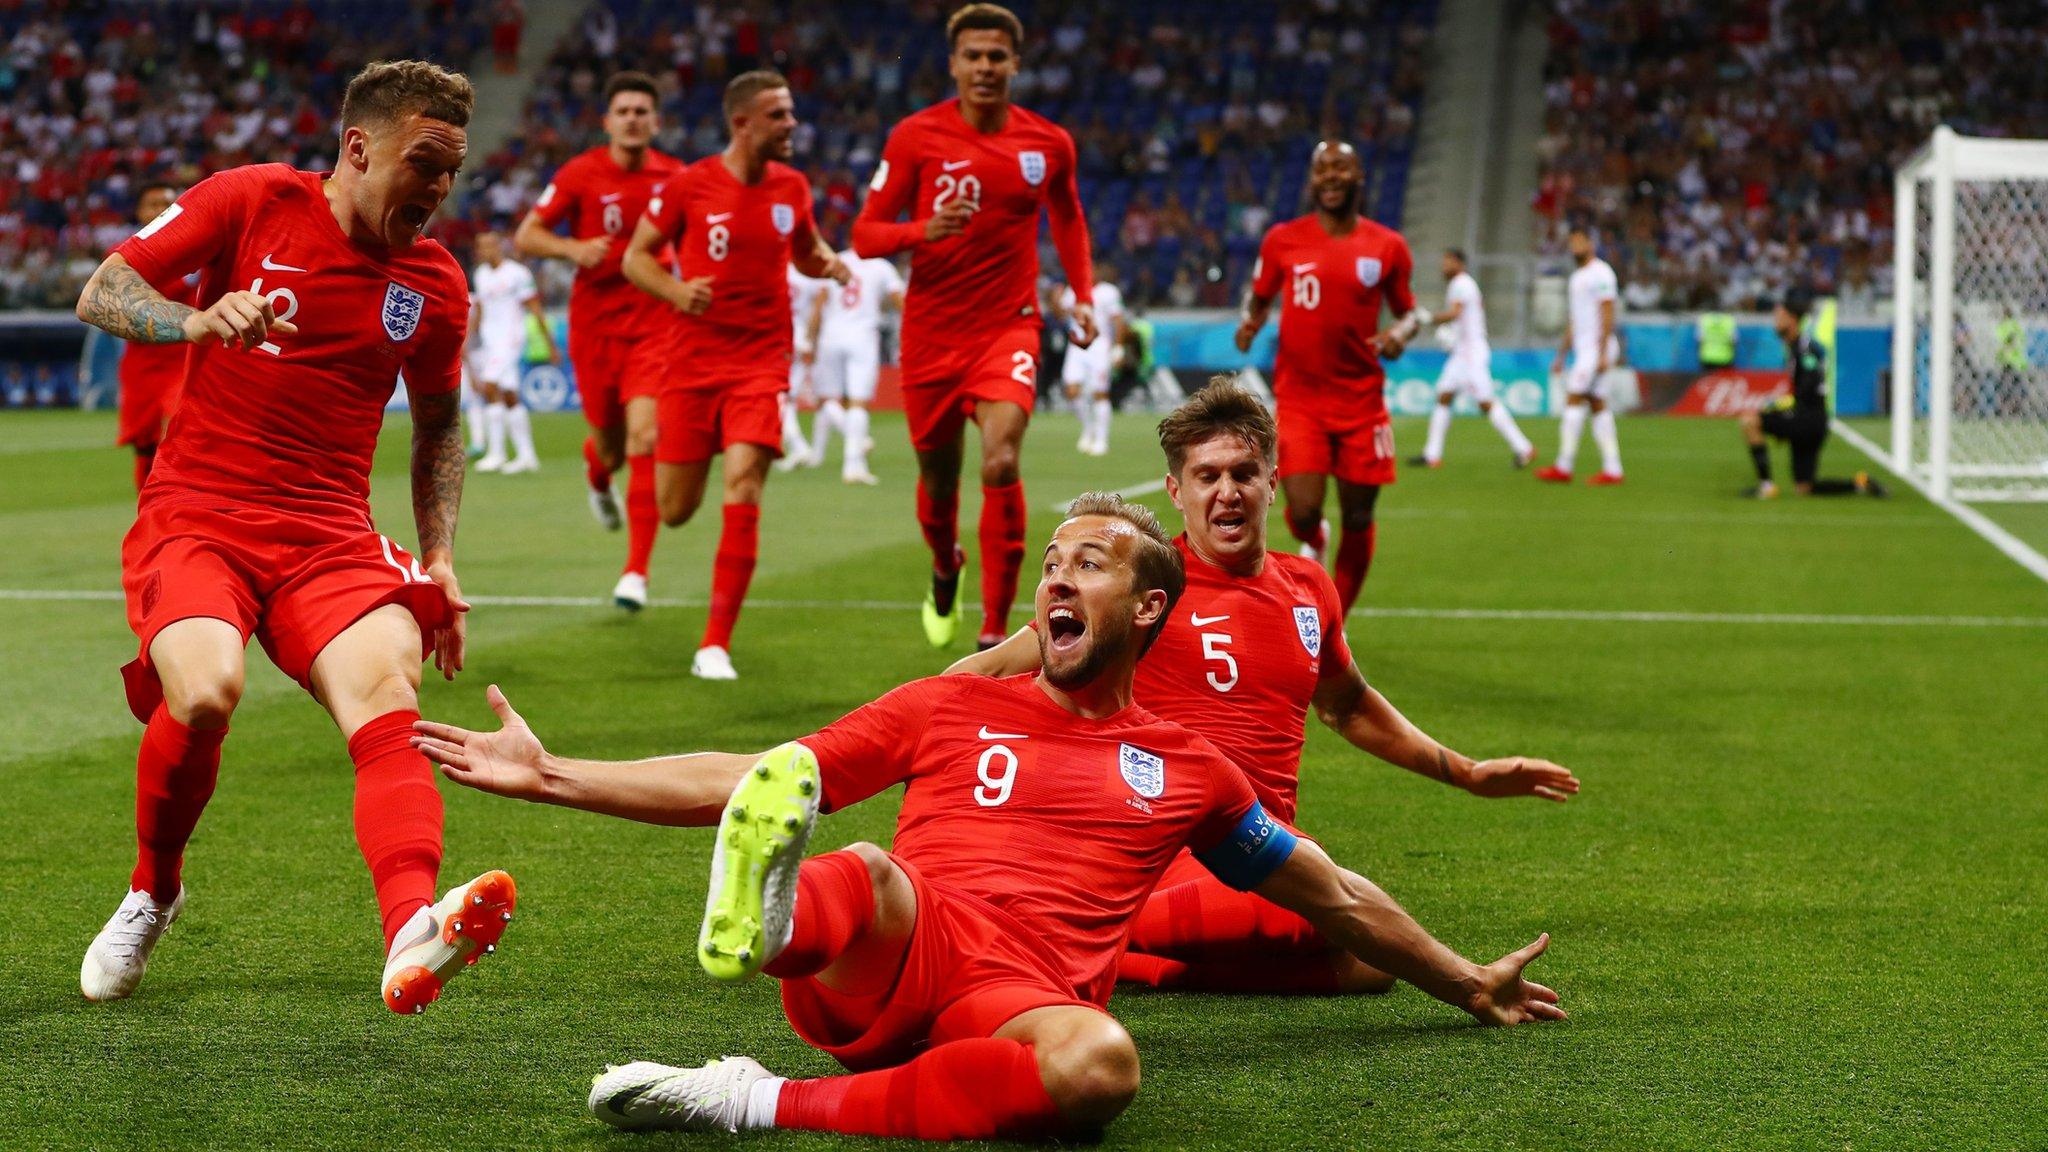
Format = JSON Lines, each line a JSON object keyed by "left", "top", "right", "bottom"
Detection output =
{"left": 780, "top": 854, "right": 1102, "bottom": 1073}
{"left": 119, "top": 492, "right": 452, "bottom": 722}
{"left": 656, "top": 383, "right": 784, "bottom": 465}
{"left": 570, "top": 328, "right": 666, "bottom": 431}
{"left": 1275, "top": 397, "right": 1397, "bottom": 487}
{"left": 116, "top": 345, "right": 188, "bottom": 448}
{"left": 898, "top": 321, "right": 1041, "bottom": 451}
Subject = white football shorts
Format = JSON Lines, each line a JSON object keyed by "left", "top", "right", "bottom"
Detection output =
{"left": 1436, "top": 349, "right": 1496, "bottom": 403}
{"left": 814, "top": 339, "right": 880, "bottom": 403}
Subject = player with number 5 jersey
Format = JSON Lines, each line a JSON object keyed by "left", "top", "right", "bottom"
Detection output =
{"left": 72, "top": 61, "right": 516, "bottom": 1017}
{"left": 854, "top": 3, "right": 1096, "bottom": 653}
{"left": 622, "top": 69, "right": 848, "bottom": 682}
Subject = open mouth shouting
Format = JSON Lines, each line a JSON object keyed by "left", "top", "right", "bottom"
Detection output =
{"left": 1046, "top": 603, "right": 1087, "bottom": 656}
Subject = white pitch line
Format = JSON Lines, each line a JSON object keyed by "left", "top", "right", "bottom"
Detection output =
{"left": 1832, "top": 420, "right": 2048, "bottom": 587}
{"left": 1045, "top": 477, "right": 1167, "bottom": 511}
{"left": 3, "top": 587, "right": 2043, "bottom": 629}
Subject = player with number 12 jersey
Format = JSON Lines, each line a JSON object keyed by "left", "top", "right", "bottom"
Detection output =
{"left": 855, "top": 3, "right": 1095, "bottom": 652}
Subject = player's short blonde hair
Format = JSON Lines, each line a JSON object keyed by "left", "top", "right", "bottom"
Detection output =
{"left": 341, "top": 60, "right": 474, "bottom": 130}
{"left": 724, "top": 70, "right": 789, "bottom": 120}
{"left": 1063, "top": 492, "right": 1185, "bottom": 657}
{"left": 1156, "top": 376, "right": 1277, "bottom": 476}
{"left": 947, "top": 3, "right": 1024, "bottom": 51}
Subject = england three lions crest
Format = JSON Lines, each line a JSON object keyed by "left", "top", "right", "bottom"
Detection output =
{"left": 771, "top": 203, "right": 796, "bottom": 235}
{"left": 1355, "top": 257, "right": 1383, "bottom": 288}
{"left": 382, "top": 282, "right": 425, "bottom": 342}
{"left": 1293, "top": 606, "right": 1322, "bottom": 658}
{"left": 1018, "top": 150, "right": 1046, "bottom": 187}
{"left": 1118, "top": 743, "right": 1165, "bottom": 800}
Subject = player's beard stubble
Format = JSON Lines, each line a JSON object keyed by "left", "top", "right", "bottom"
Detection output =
{"left": 1039, "top": 610, "right": 1135, "bottom": 691}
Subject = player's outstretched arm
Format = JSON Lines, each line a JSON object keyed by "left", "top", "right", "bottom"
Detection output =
{"left": 1312, "top": 660, "right": 1579, "bottom": 801}
{"left": 77, "top": 254, "right": 298, "bottom": 349}
{"left": 944, "top": 624, "right": 1039, "bottom": 677}
{"left": 1254, "top": 839, "right": 1565, "bottom": 1026}
{"left": 413, "top": 685, "right": 758, "bottom": 827}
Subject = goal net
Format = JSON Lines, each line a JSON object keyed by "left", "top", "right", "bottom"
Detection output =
{"left": 1892, "top": 127, "right": 2048, "bottom": 501}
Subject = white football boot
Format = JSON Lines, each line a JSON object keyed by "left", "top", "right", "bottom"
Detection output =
{"left": 1299, "top": 516, "right": 1330, "bottom": 565}
{"left": 690, "top": 645, "right": 738, "bottom": 681}
{"left": 588, "top": 480, "right": 623, "bottom": 530}
{"left": 81, "top": 887, "right": 185, "bottom": 1001}
{"left": 500, "top": 455, "right": 540, "bottom": 475}
{"left": 589, "top": 1057, "right": 779, "bottom": 1132}
{"left": 381, "top": 870, "right": 517, "bottom": 1015}
{"left": 612, "top": 572, "right": 648, "bottom": 612}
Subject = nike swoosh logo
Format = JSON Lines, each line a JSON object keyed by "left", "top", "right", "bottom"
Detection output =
{"left": 599, "top": 193, "right": 623, "bottom": 203}
{"left": 942, "top": 160, "right": 971, "bottom": 171}
{"left": 601, "top": 1082, "right": 662, "bottom": 1118}
{"left": 1291, "top": 262, "right": 1316, "bottom": 274}
{"left": 1189, "top": 613, "right": 1230, "bottom": 626}
{"left": 978, "top": 727, "right": 1028, "bottom": 740}
{"left": 261, "top": 254, "right": 307, "bottom": 273}
{"left": 706, "top": 212, "right": 734, "bottom": 223}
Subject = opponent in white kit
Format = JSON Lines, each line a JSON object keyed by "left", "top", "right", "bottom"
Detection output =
{"left": 469, "top": 230, "right": 557, "bottom": 474}
{"left": 1417, "top": 248, "right": 1533, "bottom": 468}
{"left": 1537, "top": 226, "right": 1624, "bottom": 485}
{"left": 1054, "top": 270, "right": 1125, "bottom": 456}
{"left": 778, "top": 266, "right": 828, "bottom": 470}
{"left": 803, "top": 248, "right": 904, "bottom": 484}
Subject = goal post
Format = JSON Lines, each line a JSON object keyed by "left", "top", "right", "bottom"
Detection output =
{"left": 1893, "top": 126, "right": 2048, "bottom": 502}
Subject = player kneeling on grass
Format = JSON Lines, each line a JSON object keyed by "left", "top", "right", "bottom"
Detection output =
{"left": 1741, "top": 287, "right": 1886, "bottom": 500}
{"left": 413, "top": 494, "right": 1564, "bottom": 1142}
{"left": 956, "top": 379, "right": 1578, "bottom": 996}
{"left": 72, "top": 60, "right": 516, "bottom": 1015}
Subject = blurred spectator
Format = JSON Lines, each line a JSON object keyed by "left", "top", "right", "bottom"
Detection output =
{"left": 492, "top": 0, "right": 525, "bottom": 73}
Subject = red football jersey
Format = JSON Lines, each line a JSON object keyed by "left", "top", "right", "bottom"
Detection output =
{"left": 1134, "top": 537, "right": 1353, "bottom": 824}
{"left": 802, "top": 673, "right": 1268, "bottom": 1005}
{"left": 531, "top": 145, "right": 684, "bottom": 339}
{"left": 116, "top": 164, "right": 469, "bottom": 515}
{"left": 1251, "top": 215, "right": 1415, "bottom": 423}
{"left": 642, "top": 156, "right": 820, "bottom": 391}
{"left": 855, "top": 99, "right": 1090, "bottom": 377}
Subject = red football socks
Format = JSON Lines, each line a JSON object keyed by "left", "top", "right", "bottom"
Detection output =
{"left": 915, "top": 479, "right": 960, "bottom": 573}
{"left": 977, "top": 481, "right": 1026, "bottom": 640}
{"left": 1290, "top": 517, "right": 1327, "bottom": 551}
{"left": 1332, "top": 521, "right": 1377, "bottom": 615}
{"left": 623, "top": 453, "right": 658, "bottom": 577}
{"left": 701, "top": 502, "right": 760, "bottom": 650}
{"left": 777, "top": 1037, "right": 1062, "bottom": 1140}
{"left": 130, "top": 705, "right": 226, "bottom": 902}
{"left": 763, "top": 850, "right": 874, "bottom": 980}
{"left": 582, "top": 436, "right": 612, "bottom": 491}
{"left": 348, "top": 710, "right": 444, "bottom": 948}
{"left": 1117, "top": 950, "right": 1346, "bottom": 995}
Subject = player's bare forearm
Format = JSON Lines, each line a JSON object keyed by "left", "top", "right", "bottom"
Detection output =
{"left": 794, "top": 238, "right": 835, "bottom": 280}
{"left": 1256, "top": 841, "right": 1480, "bottom": 1009}
{"left": 620, "top": 247, "right": 688, "bottom": 310}
{"left": 945, "top": 625, "right": 1039, "bottom": 677}
{"left": 76, "top": 255, "right": 195, "bottom": 344}
{"left": 536, "top": 749, "right": 756, "bottom": 826}
{"left": 1313, "top": 662, "right": 1473, "bottom": 787}
{"left": 513, "top": 213, "right": 575, "bottom": 261}
{"left": 409, "top": 390, "right": 465, "bottom": 559}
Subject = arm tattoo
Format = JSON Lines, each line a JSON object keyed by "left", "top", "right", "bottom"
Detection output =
{"left": 409, "top": 389, "right": 465, "bottom": 557}
{"left": 79, "top": 259, "right": 194, "bottom": 344}
{"left": 1433, "top": 747, "right": 1452, "bottom": 784}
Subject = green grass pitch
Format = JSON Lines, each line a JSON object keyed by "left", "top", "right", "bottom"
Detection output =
{"left": 1, "top": 407, "right": 2043, "bottom": 1150}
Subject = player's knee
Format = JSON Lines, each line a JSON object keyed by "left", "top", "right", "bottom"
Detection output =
{"left": 165, "top": 673, "right": 242, "bottom": 729}
{"left": 1286, "top": 508, "right": 1321, "bottom": 537}
{"left": 624, "top": 425, "right": 656, "bottom": 458}
{"left": 724, "top": 476, "right": 764, "bottom": 506}
{"left": 1039, "top": 1017, "right": 1141, "bottom": 1127}
{"left": 842, "top": 841, "right": 913, "bottom": 931}
{"left": 979, "top": 448, "right": 1020, "bottom": 486}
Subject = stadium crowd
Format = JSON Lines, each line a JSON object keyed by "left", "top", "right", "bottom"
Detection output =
{"left": 1534, "top": 0, "right": 2047, "bottom": 315}
{"left": 451, "top": 0, "right": 1433, "bottom": 310}
{"left": 0, "top": 1, "right": 488, "bottom": 309}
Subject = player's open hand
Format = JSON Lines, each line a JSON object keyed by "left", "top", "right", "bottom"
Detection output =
{"left": 424, "top": 558, "right": 469, "bottom": 680}
{"left": 675, "top": 275, "right": 714, "bottom": 315}
{"left": 1373, "top": 331, "right": 1407, "bottom": 361}
{"left": 924, "top": 198, "right": 974, "bottom": 242}
{"left": 412, "top": 685, "right": 551, "bottom": 801}
{"left": 183, "top": 290, "right": 299, "bottom": 351}
{"left": 1464, "top": 756, "right": 1580, "bottom": 802}
{"left": 569, "top": 235, "right": 612, "bottom": 269}
{"left": 1463, "top": 934, "right": 1567, "bottom": 1026}
{"left": 1070, "top": 304, "right": 1099, "bottom": 350}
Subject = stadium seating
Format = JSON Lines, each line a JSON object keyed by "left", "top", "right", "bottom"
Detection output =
{"left": 455, "top": 0, "right": 1436, "bottom": 309}
{"left": 0, "top": 1, "right": 488, "bottom": 309}
{"left": 1534, "top": 0, "right": 2047, "bottom": 314}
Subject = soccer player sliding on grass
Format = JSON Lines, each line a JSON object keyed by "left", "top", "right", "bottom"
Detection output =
{"left": 414, "top": 494, "right": 1565, "bottom": 1142}
{"left": 955, "top": 380, "right": 1580, "bottom": 996}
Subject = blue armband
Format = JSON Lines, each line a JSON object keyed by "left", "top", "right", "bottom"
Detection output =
{"left": 1194, "top": 802, "right": 1297, "bottom": 891}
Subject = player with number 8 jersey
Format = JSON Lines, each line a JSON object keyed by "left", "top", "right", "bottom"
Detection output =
{"left": 73, "top": 62, "right": 517, "bottom": 1017}
{"left": 854, "top": 3, "right": 1096, "bottom": 652}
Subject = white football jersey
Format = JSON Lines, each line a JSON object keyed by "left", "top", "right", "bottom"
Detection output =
{"left": 1060, "top": 281, "right": 1124, "bottom": 364}
{"left": 820, "top": 252, "right": 904, "bottom": 346}
{"left": 1444, "top": 271, "right": 1487, "bottom": 356}
{"left": 1567, "top": 257, "right": 1619, "bottom": 360}
{"left": 472, "top": 259, "right": 537, "bottom": 351}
